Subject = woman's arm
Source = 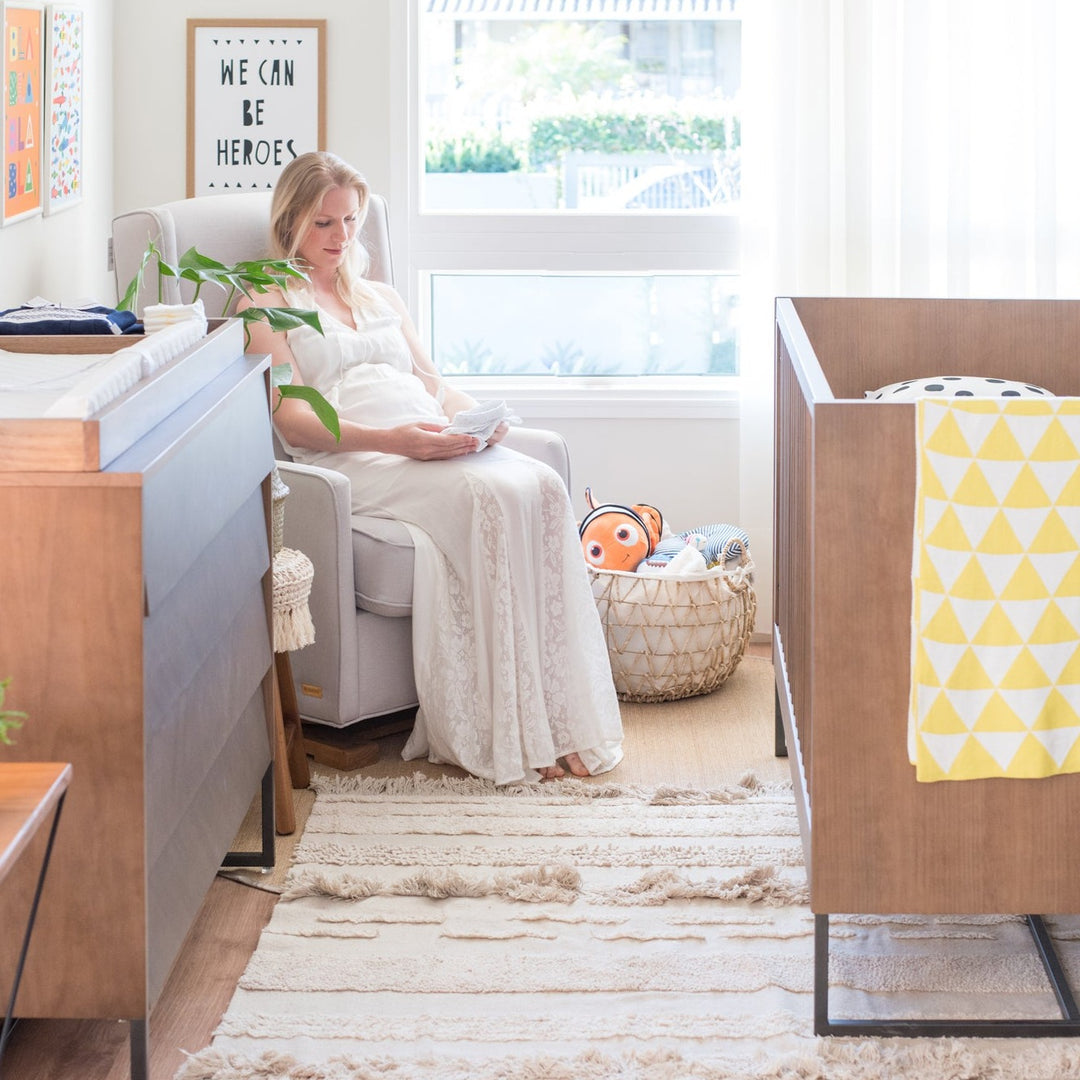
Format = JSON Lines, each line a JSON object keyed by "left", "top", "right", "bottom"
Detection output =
{"left": 373, "top": 282, "right": 478, "bottom": 417}
{"left": 373, "top": 282, "right": 508, "bottom": 446}
{"left": 238, "top": 291, "right": 480, "bottom": 460}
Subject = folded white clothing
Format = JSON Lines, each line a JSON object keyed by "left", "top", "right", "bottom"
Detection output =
{"left": 143, "top": 299, "right": 207, "bottom": 336}
{"left": 659, "top": 545, "right": 709, "bottom": 576}
{"left": 443, "top": 399, "right": 521, "bottom": 449}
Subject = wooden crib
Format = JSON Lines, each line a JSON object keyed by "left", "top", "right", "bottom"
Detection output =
{"left": 774, "top": 297, "right": 1080, "bottom": 1035}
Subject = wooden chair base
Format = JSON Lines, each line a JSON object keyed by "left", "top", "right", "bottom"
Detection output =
{"left": 301, "top": 707, "right": 415, "bottom": 771}
{"left": 302, "top": 724, "right": 380, "bottom": 772}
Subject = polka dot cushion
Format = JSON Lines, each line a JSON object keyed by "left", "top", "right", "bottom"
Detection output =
{"left": 865, "top": 375, "right": 1055, "bottom": 400}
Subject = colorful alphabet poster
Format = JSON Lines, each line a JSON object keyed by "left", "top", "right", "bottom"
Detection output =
{"left": 2, "top": 3, "right": 42, "bottom": 225}
{"left": 44, "top": 4, "right": 81, "bottom": 214}
{"left": 187, "top": 20, "right": 325, "bottom": 197}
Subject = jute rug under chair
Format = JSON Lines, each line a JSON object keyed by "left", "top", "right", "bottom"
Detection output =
{"left": 178, "top": 771, "right": 1080, "bottom": 1080}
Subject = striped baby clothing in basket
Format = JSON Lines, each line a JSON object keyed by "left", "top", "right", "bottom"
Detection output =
{"left": 638, "top": 522, "right": 750, "bottom": 572}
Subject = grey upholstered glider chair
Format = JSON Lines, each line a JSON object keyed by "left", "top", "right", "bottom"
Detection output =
{"left": 110, "top": 191, "right": 571, "bottom": 730}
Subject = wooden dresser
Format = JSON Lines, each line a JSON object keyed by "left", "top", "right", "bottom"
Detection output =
{"left": 0, "top": 321, "right": 274, "bottom": 1072}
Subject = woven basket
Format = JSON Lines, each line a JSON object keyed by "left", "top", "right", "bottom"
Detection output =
{"left": 272, "top": 547, "right": 316, "bottom": 653}
{"left": 588, "top": 551, "right": 756, "bottom": 703}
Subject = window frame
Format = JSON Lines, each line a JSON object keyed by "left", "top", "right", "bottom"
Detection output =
{"left": 391, "top": 1, "right": 742, "bottom": 420}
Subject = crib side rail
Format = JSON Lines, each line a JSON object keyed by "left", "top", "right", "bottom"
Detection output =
{"left": 774, "top": 302, "right": 819, "bottom": 870}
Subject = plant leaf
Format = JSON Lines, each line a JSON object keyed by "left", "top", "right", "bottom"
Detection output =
{"left": 0, "top": 676, "right": 27, "bottom": 745}
{"left": 178, "top": 247, "right": 230, "bottom": 273}
{"left": 270, "top": 363, "right": 297, "bottom": 389}
{"left": 116, "top": 273, "right": 141, "bottom": 313}
{"left": 234, "top": 259, "right": 311, "bottom": 283}
{"left": 236, "top": 306, "right": 324, "bottom": 335}
{"left": 277, "top": 384, "right": 341, "bottom": 441}
{"left": 116, "top": 236, "right": 160, "bottom": 312}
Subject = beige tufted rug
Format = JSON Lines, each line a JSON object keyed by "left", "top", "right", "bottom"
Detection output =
{"left": 176, "top": 773, "right": 1080, "bottom": 1079}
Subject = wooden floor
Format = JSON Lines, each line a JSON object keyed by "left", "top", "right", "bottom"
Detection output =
{"left": 2, "top": 644, "right": 777, "bottom": 1080}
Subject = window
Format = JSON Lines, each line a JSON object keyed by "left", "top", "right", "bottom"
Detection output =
{"left": 421, "top": 8, "right": 740, "bottom": 214}
{"left": 433, "top": 273, "right": 740, "bottom": 377}
{"left": 399, "top": 0, "right": 742, "bottom": 399}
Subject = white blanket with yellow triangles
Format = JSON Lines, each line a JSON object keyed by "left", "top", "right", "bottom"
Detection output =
{"left": 911, "top": 397, "right": 1080, "bottom": 781}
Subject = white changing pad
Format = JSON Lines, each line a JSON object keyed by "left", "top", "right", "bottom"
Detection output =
{"left": 0, "top": 321, "right": 207, "bottom": 419}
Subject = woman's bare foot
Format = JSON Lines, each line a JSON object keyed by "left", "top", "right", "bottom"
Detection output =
{"left": 562, "top": 752, "right": 590, "bottom": 777}
{"left": 538, "top": 763, "right": 565, "bottom": 780}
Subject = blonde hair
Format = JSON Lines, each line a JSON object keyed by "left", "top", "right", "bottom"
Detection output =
{"left": 270, "top": 151, "right": 378, "bottom": 311}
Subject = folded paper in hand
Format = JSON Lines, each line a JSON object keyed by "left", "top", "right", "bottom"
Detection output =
{"left": 443, "top": 399, "right": 521, "bottom": 449}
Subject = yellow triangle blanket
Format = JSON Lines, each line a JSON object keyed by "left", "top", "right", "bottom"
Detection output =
{"left": 911, "top": 397, "right": 1080, "bottom": 780}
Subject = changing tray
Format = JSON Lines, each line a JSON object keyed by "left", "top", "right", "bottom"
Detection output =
{"left": 0, "top": 320, "right": 245, "bottom": 472}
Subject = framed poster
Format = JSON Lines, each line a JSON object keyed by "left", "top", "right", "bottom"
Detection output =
{"left": 2, "top": 2, "right": 43, "bottom": 225}
{"left": 43, "top": 3, "right": 81, "bottom": 214}
{"left": 187, "top": 19, "right": 325, "bottom": 197}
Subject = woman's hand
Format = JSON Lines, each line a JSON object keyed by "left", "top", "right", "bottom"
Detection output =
{"left": 385, "top": 422, "right": 480, "bottom": 460}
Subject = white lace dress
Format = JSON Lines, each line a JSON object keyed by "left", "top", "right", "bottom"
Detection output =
{"left": 276, "top": 293, "right": 624, "bottom": 784}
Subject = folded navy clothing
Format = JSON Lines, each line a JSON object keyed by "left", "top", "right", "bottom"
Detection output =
{"left": 0, "top": 303, "right": 142, "bottom": 335}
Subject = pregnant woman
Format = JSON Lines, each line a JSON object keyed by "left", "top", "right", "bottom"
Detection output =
{"left": 240, "top": 151, "right": 624, "bottom": 786}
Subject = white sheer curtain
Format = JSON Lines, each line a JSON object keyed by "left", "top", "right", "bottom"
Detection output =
{"left": 747, "top": 0, "right": 1080, "bottom": 299}
{"left": 738, "top": 0, "right": 1080, "bottom": 631}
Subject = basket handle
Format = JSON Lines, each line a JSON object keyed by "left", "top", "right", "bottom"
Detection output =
{"left": 720, "top": 540, "right": 755, "bottom": 592}
{"left": 719, "top": 537, "right": 751, "bottom": 567}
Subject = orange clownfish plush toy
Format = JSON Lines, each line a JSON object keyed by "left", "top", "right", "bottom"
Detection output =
{"left": 579, "top": 487, "right": 664, "bottom": 572}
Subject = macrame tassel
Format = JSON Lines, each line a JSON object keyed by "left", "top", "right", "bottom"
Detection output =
{"left": 273, "top": 603, "right": 315, "bottom": 653}
{"left": 272, "top": 547, "right": 315, "bottom": 653}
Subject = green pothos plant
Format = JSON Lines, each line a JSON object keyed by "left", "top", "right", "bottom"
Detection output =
{"left": 0, "top": 677, "right": 26, "bottom": 746}
{"left": 118, "top": 240, "right": 340, "bottom": 441}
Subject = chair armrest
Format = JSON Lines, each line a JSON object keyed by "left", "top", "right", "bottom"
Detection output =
{"left": 277, "top": 459, "right": 353, "bottom": 573}
{"left": 502, "top": 426, "right": 571, "bottom": 491}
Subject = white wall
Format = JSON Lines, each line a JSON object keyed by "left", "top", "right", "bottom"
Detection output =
{"left": 0, "top": 0, "right": 115, "bottom": 306}
{"left": 534, "top": 412, "right": 741, "bottom": 534}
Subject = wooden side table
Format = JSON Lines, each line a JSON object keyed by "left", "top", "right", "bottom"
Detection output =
{"left": 271, "top": 546, "right": 316, "bottom": 835}
{"left": 270, "top": 652, "right": 310, "bottom": 836}
{"left": 0, "top": 762, "right": 72, "bottom": 1069}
